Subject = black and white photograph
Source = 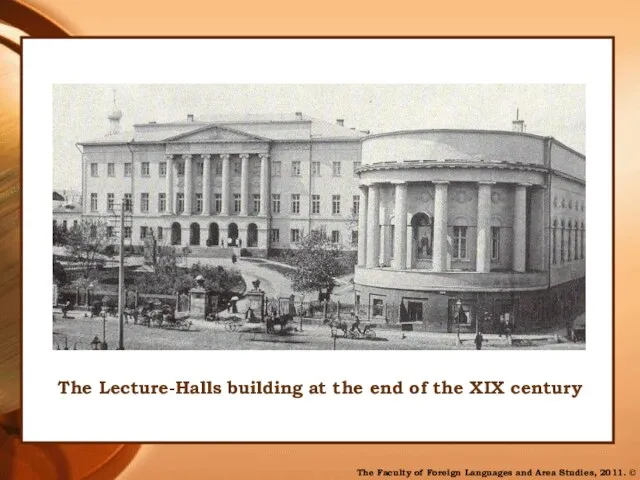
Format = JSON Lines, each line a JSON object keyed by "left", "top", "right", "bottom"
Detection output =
{"left": 51, "top": 83, "right": 586, "bottom": 351}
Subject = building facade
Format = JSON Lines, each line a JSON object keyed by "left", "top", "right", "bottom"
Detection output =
{"left": 77, "top": 111, "right": 365, "bottom": 256}
{"left": 353, "top": 127, "right": 585, "bottom": 333}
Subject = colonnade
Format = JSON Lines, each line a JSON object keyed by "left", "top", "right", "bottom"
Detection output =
{"left": 164, "top": 152, "right": 270, "bottom": 217}
{"left": 357, "top": 181, "right": 530, "bottom": 273}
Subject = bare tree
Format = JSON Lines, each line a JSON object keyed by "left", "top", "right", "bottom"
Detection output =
{"left": 65, "top": 219, "right": 112, "bottom": 278}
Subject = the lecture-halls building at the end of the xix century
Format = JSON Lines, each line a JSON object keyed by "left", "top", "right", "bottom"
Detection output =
{"left": 74, "top": 108, "right": 585, "bottom": 334}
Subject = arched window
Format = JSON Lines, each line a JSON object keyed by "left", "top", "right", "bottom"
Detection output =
{"left": 247, "top": 223, "right": 258, "bottom": 248}
{"left": 560, "top": 220, "right": 565, "bottom": 263}
{"left": 411, "top": 213, "right": 433, "bottom": 259}
{"left": 190, "top": 223, "right": 200, "bottom": 246}
{"left": 552, "top": 218, "right": 558, "bottom": 265}
{"left": 574, "top": 222, "right": 579, "bottom": 260}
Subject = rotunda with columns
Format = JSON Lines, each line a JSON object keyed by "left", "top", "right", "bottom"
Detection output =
{"left": 354, "top": 129, "right": 585, "bottom": 334}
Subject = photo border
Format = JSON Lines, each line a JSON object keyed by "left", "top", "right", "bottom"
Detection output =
{"left": 21, "top": 35, "right": 615, "bottom": 445}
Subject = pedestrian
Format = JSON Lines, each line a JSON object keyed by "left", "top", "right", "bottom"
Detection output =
{"left": 475, "top": 331, "right": 484, "bottom": 350}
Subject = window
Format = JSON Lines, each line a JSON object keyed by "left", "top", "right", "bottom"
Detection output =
{"left": 272, "top": 194, "right": 281, "bottom": 214}
{"left": 270, "top": 229, "right": 280, "bottom": 244}
{"left": 581, "top": 223, "right": 585, "bottom": 259}
{"left": 233, "top": 160, "right": 241, "bottom": 176}
{"left": 290, "top": 229, "right": 301, "bottom": 243}
{"left": 352, "top": 195, "right": 360, "bottom": 216}
{"left": 158, "top": 193, "right": 166, "bottom": 213}
{"left": 140, "top": 226, "right": 148, "bottom": 239}
{"left": 107, "top": 193, "right": 114, "bottom": 211}
{"left": 233, "top": 194, "right": 242, "bottom": 213}
{"left": 157, "top": 227, "right": 163, "bottom": 241}
{"left": 214, "top": 194, "right": 222, "bottom": 213}
{"left": 159, "top": 162, "right": 167, "bottom": 177}
{"left": 372, "top": 298, "right": 384, "bottom": 317}
{"left": 312, "top": 195, "right": 320, "bottom": 214}
{"left": 331, "top": 230, "right": 340, "bottom": 243}
{"left": 574, "top": 225, "right": 579, "bottom": 260}
{"left": 123, "top": 226, "right": 131, "bottom": 239}
{"left": 272, "top": 161, "right": 281, "bottom": 177}
{"left": 215, "top": 161, "right": 222, "bottom": 175}
{"left": 452, "top": 301, "right": 473, "bottom": 325}
{"left": 353, "top": 161, "right": 361, "bottom": 175}
{"left": 291, "top": 194, "right": 300, "bottom": 214}
{"left": 491, "top": 227, "right": 500, "bottom": 261}
{"left": 124, "top": 193, "right": 132, "bottom": 212}
{"left": 312, "top": 161, "right": 321, "bottom": 176}
{"left": 107, "top": 163, "right": 115, "bottom": 177}
{"left": 452, "top": 226, "right": 467, "bottom": 259}
{"left": 124, "top": 163, "right": 132, "bottom": 177}
{"left": 291, "top": 161, "right": 301, "bottom": 176}
{"left": 560, "top": 221, "right": 565, "bottom": 263}
{"left": 91, "top": 163, "right": 98, "bottom": 177}
{"left": 332, "top": 161, "right": 341, "bottom": 177}
{"left": 351, "top": 230, "right": 358, "bottom": 246}
{"left": 176, "top": 193, "right": 184, "bottom": 213}
{"left": 332, "top": 195, "right": 341, "bottom": 215}
{"left": 90, "top": 193, "right": 98, "bottom": 212}
{"left": 140, "top": 193, "right": 149, "bottom": 212}
{"left": 253, "top": 194, "right": 261, "bottom": 214}
{"left": 177, "top": 163, "right": 185, "bottom": 176}
{"left": 552, "top": 220, "right": 558, "bottom": 265}
{"left": 195, "top": 193, "right": 203, "bottom": 213}
{"left": 106, "top": 226, "right": 114, "bottom": 238}
{"left": 141, "top": 162, "right": 150, "bottom": 177}
{"left": 567, "top": 221, "right": 573, "bottom": 261}
{"left": 197, "top": 162, "right": 204, "bottom": 176}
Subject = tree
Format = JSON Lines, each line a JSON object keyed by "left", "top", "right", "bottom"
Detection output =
{"left": 284, "top": 228, "right": 344, "bottom": 300}
{"left": 53, "top": 223, "right": 69, "bottom": 246}
{"left": 53, "top": 258, "right": 67, "bottom": 285}
{"left": 65, "top": 219, "right": 112, "bottom": 278}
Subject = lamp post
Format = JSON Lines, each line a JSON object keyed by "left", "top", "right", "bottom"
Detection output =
{"left": 91, "top": 336, "right": 100, "bottom": 350}
{"left": 455, "top": 299, "right": 462, "bottom": 346}
{"left": 100, "top": 311, "right": 108, "bottom": 350}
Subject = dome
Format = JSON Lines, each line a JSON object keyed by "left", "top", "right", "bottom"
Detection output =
{"left": 108, "top": 109, "right": 122, "bottom": 121}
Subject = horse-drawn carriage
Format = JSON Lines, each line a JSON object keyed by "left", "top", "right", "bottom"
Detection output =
{"left": 124, "top": 302, "right": 192, "bottom": 331}
{"left": 210, "top": 294, "right": 297, "bottom": 335}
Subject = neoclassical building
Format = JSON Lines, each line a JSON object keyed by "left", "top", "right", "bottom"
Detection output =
{"left": 353, "top": 127, "right": 585, "bottom": 333}
{"left": 77, "top": 109, "right": 365, "bottom": 256}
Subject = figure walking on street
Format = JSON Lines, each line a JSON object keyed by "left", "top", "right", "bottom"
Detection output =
{"left": 475, "top": 331, "right": 484, "bottom": 350}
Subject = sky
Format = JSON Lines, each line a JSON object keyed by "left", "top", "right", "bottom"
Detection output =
{"left": 52, "top": 84, "right": 585, "bottom": 191}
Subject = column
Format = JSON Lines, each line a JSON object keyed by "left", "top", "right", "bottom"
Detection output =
{"left": 183, "top": 154, "right": 192, "bottom": 215}
{"left": 476, "top": 182, "right": 493, "bottom": 273}
{"left": 259, "top": 153, "right": 270, "bottom": 216}
{"left": 165, "top": 154, "right": 174, "bottom": 215}
{"left": 220, "top": 154, "right": 230, "bottom": 215}
{"left": 379, "top": 197, "right": 389, "bottom": 266}
{"left": 202, "top": 154, "right": 211, "bottom": 216}
{"left": 432, "top": 181, "right": 449, "bottom": 272}
{"left": 240, "top": 153, "right": 250, "bottom": 216}
{"left": 357, "top": 184, "right": 368, "bottom": 266}
{"left": 365, "top": 183, "right": 380, "bottom": 268}
{"left": 392, "top": 182, "right": 408, "bottom": 270}
{"left": 513, "top": 183, "right": 529, "bottom": 272}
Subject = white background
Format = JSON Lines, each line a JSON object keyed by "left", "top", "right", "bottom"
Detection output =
{"left": 22, "top": 38, "right": 612, "bottom": 442}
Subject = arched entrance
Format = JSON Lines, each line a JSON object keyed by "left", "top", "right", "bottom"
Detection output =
{"left": 227, "top": 223, "right": 239, "bottom": 247}
{"left": 171, "top": 222, "right": 181, "bottom": 245}
{"left": 247, "top": 223, "right": 258, "bottom": 248}
{"left": 190, "top": 223, "right": 200, "bottom": 246}
{"left": 208, "top": 222, "right": 219, "bottom": 246}
{"left": 411, "top": 212, "right": 433, "bottom": 268}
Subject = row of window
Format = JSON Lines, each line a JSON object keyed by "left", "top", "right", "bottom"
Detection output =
{"left": 90, "top": 160, "right": 362, "bottom": 178}
{"left": 273, "top": 228, "right": 356, "bottom": 245}
{"left": 90, "top": 192, "right": 360, "bottom": 216}
{"left": 551, "top": 221, "right": 585, "bottom": 265}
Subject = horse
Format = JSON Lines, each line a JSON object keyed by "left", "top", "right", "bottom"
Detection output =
{"left": 266, "top": 313, "right": 292, "bottom": 334}
{"left": 327, "top": 319, "right": 349, "bottom": 337}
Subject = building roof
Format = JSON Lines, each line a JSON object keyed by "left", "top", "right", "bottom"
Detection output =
{"left": 53, "top": 202, "right": 82, "bottom": 214}
{"left": 78, "top": 113, "right": 367, "bottom": 145}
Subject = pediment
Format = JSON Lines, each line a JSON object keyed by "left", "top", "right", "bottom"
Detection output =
{"left": 166, "top": 125, "right": 271, "bottom": 143}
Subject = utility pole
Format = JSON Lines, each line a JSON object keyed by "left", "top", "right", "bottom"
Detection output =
{"left": 117, "top": 197, "right": 126, "bottom": 350}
